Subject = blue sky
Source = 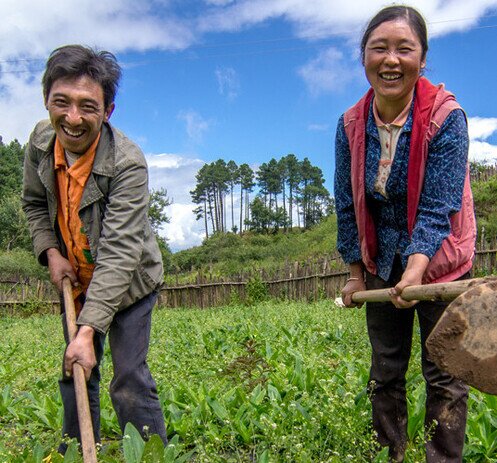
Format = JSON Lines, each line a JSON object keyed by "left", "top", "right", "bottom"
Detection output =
{"left": 2, "top": 0, "right": 497, "bottom": 250}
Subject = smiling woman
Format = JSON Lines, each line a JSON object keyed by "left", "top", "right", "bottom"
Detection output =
{"left": 363, "top": 20, "right": 426, "bottom": 123}
{"left": 334, "top": 5, "right": 476, "bottom": 462}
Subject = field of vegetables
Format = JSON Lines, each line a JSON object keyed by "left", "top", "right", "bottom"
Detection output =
{"left": 1, "top": 300, "right": 497, "bottom": 462}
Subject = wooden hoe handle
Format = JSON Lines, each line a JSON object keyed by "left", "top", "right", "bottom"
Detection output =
{"left": 351, "top": 277, "right": 494, "bottom": 305}
{"left": 62, "top": 278, "right": 98, "bottom": 463}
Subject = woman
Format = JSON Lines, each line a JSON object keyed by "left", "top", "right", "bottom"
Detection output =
{"left": 334, "top": 5, "right": 476, "bottom": 463}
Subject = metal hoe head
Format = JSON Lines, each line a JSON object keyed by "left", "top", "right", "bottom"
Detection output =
{"left": 426, "top": 279, "right": 497, "bottom": 395}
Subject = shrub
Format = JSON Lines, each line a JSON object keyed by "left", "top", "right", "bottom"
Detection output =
{"left": 0, "top": 249, "right": 48, "bottom": 280}
{"left": 245, "top": 276, "right": 269, "bottom": 305}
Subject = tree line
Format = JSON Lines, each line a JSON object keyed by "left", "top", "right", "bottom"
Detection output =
{"left": 190, "top": 154, "right": 333, "bottom": 238}
{"left": 0, "top": 140, "right": 333, "bottom": 265}
{"left": 0, "top": 138, "right": 172, "bottom": 263}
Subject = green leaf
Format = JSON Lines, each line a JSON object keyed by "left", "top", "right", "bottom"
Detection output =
{"left": 122, "top": 422, "right": 145, "bottom": 463}
{"left": 294, "top": 401, "right": 310, "bottom": 420}
{"left": 250, "top": 384, "right": 266, "bottom": 406}
{"left": 142, "top": 434, "right": 166, "bottom": 463}
{"left": 267, "top": 384, "right": 281, "bottom": 402}
{"left": 163, "top": 434, "right": 180, "bottom": 463}
{"left": 62, "top": 441, "right": 79, "bottom": 463}
{"left": 206, "top": 397, "right": 229, "bottom": 421}
{"left": 258, "top": 449, "right": 270, "bottom": 463}
{"left": 234, "top": 418, "right": 251, "bottom": 444}
{"left": 32, "top": 442, "right": 44, "bottom": 463}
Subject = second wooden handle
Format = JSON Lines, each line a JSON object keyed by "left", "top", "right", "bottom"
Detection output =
{"left": 351, "top": 277, "right": 492, "bottom": 304}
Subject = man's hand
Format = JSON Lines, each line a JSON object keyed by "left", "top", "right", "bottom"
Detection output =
{"left": 390, "top": 253, "right": 429, "bottom": 308}
{"left": 64, "top": 325, "right": 96, "bottom": 381}
{"left": 46, "top": 248, "right": 78, "bottom": 292}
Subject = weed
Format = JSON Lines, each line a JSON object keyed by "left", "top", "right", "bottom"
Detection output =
{"left": 1, "top": 301, "right": 497, "bottom": 461}
{"left": 245, "top": 277, "right": 269, "bottom": 305}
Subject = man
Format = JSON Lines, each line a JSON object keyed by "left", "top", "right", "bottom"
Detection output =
{"left": 22, "top": 45, "right": 167, "bottom": 451}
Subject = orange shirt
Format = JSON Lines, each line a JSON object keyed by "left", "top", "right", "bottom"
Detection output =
{"left": 54, "top": 134, "right": 100, "bottom": 312}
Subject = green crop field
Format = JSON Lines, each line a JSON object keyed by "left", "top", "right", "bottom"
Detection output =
{"left": 1, "top": 301, "right": 497, "bottom": 462}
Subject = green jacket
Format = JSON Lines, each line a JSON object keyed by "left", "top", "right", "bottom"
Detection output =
{"left": 22, "top": 120, "right": 164, "bottom": 334}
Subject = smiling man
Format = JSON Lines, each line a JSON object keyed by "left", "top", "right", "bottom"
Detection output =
{"left": 22, "top": 45, "right": 167, "bottom": 452}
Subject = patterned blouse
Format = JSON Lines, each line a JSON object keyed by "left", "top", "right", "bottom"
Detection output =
{"left": 334, "top": 97, "right": 469, "bottom": 281}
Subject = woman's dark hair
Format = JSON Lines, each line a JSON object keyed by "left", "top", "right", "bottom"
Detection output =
{"left": 42, "top": 45, "right": 122, "bottom": 108}
{"left": 360, "top": 5, "right": 428, "bottom": 64}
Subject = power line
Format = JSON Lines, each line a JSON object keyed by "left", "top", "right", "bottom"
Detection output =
{"left": 1, "top": 14, "right": 496, "bottom": 72}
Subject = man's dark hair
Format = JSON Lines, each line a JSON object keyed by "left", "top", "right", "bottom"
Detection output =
{"left": 360, "top": 5, "right": 428, "bottom": 65}
{"left": 42, "top": 44, "right": 122, "bottom": 108}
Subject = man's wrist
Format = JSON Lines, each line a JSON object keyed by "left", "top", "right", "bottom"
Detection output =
{"left": 77, "top": 325, "right": 95, "bottom": 340}
{"left": 46, "top": 247, "right": 61, "bottom": 261}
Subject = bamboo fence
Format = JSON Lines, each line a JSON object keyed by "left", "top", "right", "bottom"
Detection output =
{"left": 1, "top": 243, "right": 496, "bottom": 312}
{"left": 159, "top": 243, "right": 497, "bottom": 309}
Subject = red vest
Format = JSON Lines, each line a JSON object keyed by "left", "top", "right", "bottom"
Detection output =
{"left": 343, "top": 77, "right": 476, "bottom": 283}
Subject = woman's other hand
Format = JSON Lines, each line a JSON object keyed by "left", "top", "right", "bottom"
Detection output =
{"left": 341, "top": 262, "right": 366, "bottom": 307}
{"left": 390, "top": 253, "right": 429, "bottom": 308}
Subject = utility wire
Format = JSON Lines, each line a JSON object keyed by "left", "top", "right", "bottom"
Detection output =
{"left": 1, "top": 14, "right": 497, "bottom": 73}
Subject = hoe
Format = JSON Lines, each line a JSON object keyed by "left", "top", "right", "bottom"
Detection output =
{"left": 62, "top": 277, "right": 97, "bottom": 463}
{"left": 350, "top": 276, "right": 497, "bottom": 395}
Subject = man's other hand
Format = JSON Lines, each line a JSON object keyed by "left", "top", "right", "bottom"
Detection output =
{"left": 64, "top": 325, "right": 96, "bottom": 381}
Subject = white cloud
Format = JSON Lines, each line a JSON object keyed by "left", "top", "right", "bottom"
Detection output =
{"left": 298, "top": 47, "right": 360, "bottom": 96}
{"left": 468, "top": 117, "right": 497, "bottom": 164}
{"left": 0, "top": 65, "right": 46, "bottom": 143}
{"left": 0, "top": 0, "right": 194, "bottom": 61}
{"left": 177, "top": 110, "right": 211, "bottom": 143}
{"left": 308, "top": 123, "right": 329, "bottom": 132}
{"left": 146, "top": 153, "right": 204, "bottom": 204}
{"left": 205, "top": 0, "right": 235, "bottom": 6}
{"left": 146, "top": 152, "right": 206, "bottom": 250}
{"left": 3, "top": 0, "right": 497, "bottom": 143}
{"left": 197, "top": 0, "right": 373, "bottom": 37}
{"left": 196, "top": 0, "right": 497, "bottom": 39}
{"left": 215, "top": 66, "right": 240, "bottom": 101}
{"left": 162, "top": 203, "right": 205, "bottom": 251}
{"left": 469, "top": 141, "right": 497, "bottom": 164}
{"left": 0, "top": 0, "right": 196, "bottom": 144}
{"left": 468, "top": 117, "right": 497, "bottom": 141}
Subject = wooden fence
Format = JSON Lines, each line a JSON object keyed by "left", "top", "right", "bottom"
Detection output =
{"left": 159, "top": 244, "right": 497, "bottom": 309}
{"left": 0, "top": 279, "right": 59, "bottom": 314}
{"left": 471, "top": 164, "right": 497, "bottom": 183}
{"left": 159, "top": 269, "right": 350, "bottom": 309}
{"left": 1, "top": 245, "right": 497, "bottom": 312}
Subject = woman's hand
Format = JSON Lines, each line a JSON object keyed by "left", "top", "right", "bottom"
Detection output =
{"left": 342, "top": 277, "right": 367, "bottom": 307}
{"left": 341, "top": 262, "right": 366, "bottom": 307}
{"left": 390, "top": 253, "right": 429, "bottom": 308}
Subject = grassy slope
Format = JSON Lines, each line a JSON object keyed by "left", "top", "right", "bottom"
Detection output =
{"left": 169, "top": 215, "right": 338, "bottom": 282}
{"left": 472, "top": 175, "right": 497, "bottom": 238}
{"left": 1, "top": 302, "right": 496, "bottom": 462}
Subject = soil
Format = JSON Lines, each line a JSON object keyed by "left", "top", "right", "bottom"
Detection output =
{"left": 426, "top": 279, "right": 497, "bottom": 395}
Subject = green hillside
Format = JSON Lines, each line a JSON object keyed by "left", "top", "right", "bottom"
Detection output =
{"left": 1, "top": 135, "right": 496, "bottom": 285}
{"left": 169, "top": 215, "right": 338, "bottom": 281}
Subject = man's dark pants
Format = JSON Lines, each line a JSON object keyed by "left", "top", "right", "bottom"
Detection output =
{"left": 365, "top": 259, "right": 468, "bottom": 463}
{"left": 58, "top": 292, "right": 167, "bottom": 451}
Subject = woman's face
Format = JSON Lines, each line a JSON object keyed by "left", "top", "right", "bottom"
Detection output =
{"left": 364, "top": 18, "right": 426, "bottom": 114}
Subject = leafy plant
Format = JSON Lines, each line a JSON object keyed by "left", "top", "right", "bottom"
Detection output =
{"left": 245, "top": 276, "right": 269, "bottom": 305}
{"left": 2, "top": 301, "right": 497, "bottom": 462}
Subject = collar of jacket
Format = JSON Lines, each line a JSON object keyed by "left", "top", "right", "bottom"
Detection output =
{"left": 32, "top": 120, "right": 116, "bottom": 178}
{"left": 365, "top": 96, "right": 415, "bottom": 142}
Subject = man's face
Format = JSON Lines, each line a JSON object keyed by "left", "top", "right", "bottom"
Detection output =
{"left": 46, "top": 75, "right": 114, "bottom": 154}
